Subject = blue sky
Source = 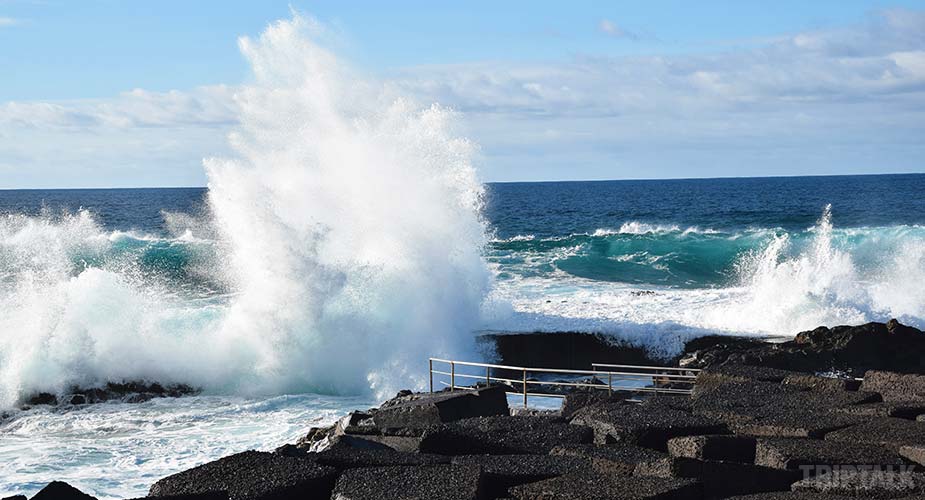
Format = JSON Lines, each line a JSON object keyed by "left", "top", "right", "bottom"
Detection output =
{"left": 1, "top": 0, "right": 924, "bottom": 187}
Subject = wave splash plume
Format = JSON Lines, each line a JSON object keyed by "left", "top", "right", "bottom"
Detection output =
{"left": 0, "top": 15, "right": 491, "bottom": 408}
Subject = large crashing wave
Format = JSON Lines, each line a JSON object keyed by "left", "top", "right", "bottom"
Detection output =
{"left": 0, "top": 15, "right": 491, "bottom": 408}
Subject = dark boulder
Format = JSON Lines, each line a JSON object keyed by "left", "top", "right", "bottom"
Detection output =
{"left": 331, "top": 464, "right": 483, "bottom": 500}
{"left": 560, "top": 391, "right": 628, "bottom": 420}
{"left": 484, "top": 332, "right": 665, "bottom": 370}
{"left": 900, "top": 445, "right": 925, "bottom": 466}
{"left": 508, "top": 471, "right": 702, "bottom": 500}
{"left": 373, "top": 385, "right": 509, "bottom": 435}
{"left": 1, "top": 496, "right": 26, "bottom": 500}
{"left": 419, "top": 415, "right": 593, "bottom": 455}
{"left": 755, "top": 438, "right": 909, "bottom": 471}
{"left": 30, "top": 482, "right": 96, "bottom": 500}
{"left": 452, "top": 454, "right": 589, "bottom": 499}
{"left": 147, "top": 450, "right": 337, "bottom": 500}
{"left": 570, "top": 400, "right": 726, "bottom": 450}
{"left": 667, "top": 435, "right": 757, "bottom": 463}
{"left": 836, "top": 402, "right": 925, "bottom": 420}
{"left": 783, "top": 374, "right": 861, "bottom": 392}
{"left": 671, "top": 460, "right": 800, "bottom": 499}
{"left": 681, "top": 321, "right": 925, "bottom": 377}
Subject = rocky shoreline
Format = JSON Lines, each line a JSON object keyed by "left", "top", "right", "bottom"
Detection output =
{"left": 8, "top": 320, "right": 925, "bottom": 499}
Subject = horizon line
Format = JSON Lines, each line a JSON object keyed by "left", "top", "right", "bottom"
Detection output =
{"left": 0, "top": 171, "right": 922, "bottom": 191}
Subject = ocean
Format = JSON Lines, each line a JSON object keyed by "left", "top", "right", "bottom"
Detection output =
{"left": 1, "top": 175, "right": 924, "bottom": 497}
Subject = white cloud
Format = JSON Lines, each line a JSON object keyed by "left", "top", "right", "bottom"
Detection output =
{"left": 1, "top": 9, "right": 923, "bottom": 186}
{"left": 0, "top": 16, "right": 19, "bottom": 26}
{"left": 598, "top": 19, "right": 638, "bottom": 40}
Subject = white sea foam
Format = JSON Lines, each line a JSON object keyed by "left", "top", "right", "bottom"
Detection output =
{"left": 0, "top": 14, "right": 491, "bottom": 408}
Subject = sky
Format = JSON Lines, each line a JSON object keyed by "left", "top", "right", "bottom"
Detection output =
{"left": 1, "top": 0, "right": 924, "bottom": 188}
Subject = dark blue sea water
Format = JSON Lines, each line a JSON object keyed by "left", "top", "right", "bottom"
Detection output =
{"left": 1, "top": 176, "right": 923, "bottom": 499}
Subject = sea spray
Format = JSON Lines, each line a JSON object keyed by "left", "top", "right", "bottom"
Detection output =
{"left": 0, "top": 15, "right": 491, "bottom": 407}
{"left": 204, "top": 15, "right": 491, "bottom": 398}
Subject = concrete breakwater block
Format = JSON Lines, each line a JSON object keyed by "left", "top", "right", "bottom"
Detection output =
{"left": 451, "top": 454, "right": 589, "bottom": 499}
{"left": 550, "top": 442, "right": 676, "bottom": 477}
{"left": 373, "top": 385, "right": 509, "bottom": 434}
{"left": 148, "top": 451, "right": 338, "bottom": 500}
{"left": 783, "top": 374, "right": 861, "bottom": 392}
{"left": 755, "top": 438, "right": 909, "bottom": 471}
{"left": 836, "top": 402, "right": 925, "bottom": 420}
{"left": 331, "top": 464, "right": 483, "bottom": 500}
{"left": 825, "top": 417, "right": 925, "bottom": 451}
{"left": 310, "top": 447, "right": 450, "bottom": 469}
{"left": 508, "top": 472, "right": 702, "bottom": 500}
{"left": 569, "top": 399, "right": 726, "bottom": 450}
{"left": 791, "top": 469, "right": 925, "bottom": 498}
{"left": 419, "top": 415, "right": 593, "bottom": 455}
{"left": 667, "top": 435, "right": 757, "bottom": 463}
{"left": 863, "top": 371, "right": 925, "bottom": 403}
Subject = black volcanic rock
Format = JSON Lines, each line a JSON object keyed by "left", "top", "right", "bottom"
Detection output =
{"left": 147, "top": 451, "right": 337, "bottom": 500}
{"left": 508, "top": 471, "right": 701, "bottom": 500}
{"left": 30, "top": 482, "right": 96, "bottom": 500}
{"left": 570, "top": 399, "right": 726, "bottom": 450}
{"left": 310, "top": 447, "right": 450, "bottom": 469}
{"left": 139, "top": 493, "right": 229, "bottom": 500}
{"left": 452, "top": 454, "right": 589, "bottom": 498}
{"left": 667, "top": 435, "right": 757, "bottom": 463}
{"left": 825, "top": 417, "right": 925, "bottom": 451}
{"left": 755, "top": 438, "right": 909, "bottom": 470}
{"left": 373, "top": 385, "right": 509, "bottom": 434}
{"left": 485, "top": 332, "right": 665, "bottom": 370}
{"left": 682, "top": 321, "right": 925, "bottom": 377}
{"left": 550, "top": 442, "right": 675, "bottom": 477}
{"left": 419, "top": 415, "right": 593, "bottom": 455}
{"left": 791, "top": 469, "right": 925, "bottom": 498}
{"left": 863, "top": 371, "right": 925, "bottom": 403}
{"left": 331, "top": 464, "right": 483, "bottom": 500}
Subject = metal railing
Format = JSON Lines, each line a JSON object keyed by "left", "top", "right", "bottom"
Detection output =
{"left": 428, "top": 358, "right": 701, "bottom": 408}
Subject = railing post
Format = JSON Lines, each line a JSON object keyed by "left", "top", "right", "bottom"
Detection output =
{"left": 429, "top": 359, "right": 433, "bottom": 393}
{"left": 522, "top": 368, "right": 528, "bottom": 408}
{"left": 608, "top": 372, "right": 613, "bottom": 396}
{"left": 486, "top": 366, "right": 491, "bottom": 386}
{"left": 451, "top": 362, "right": 455, "bottom": 392}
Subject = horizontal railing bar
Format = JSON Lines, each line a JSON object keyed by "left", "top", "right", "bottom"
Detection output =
{"left": 430, "top": 358, "right": 695, "bottom": 378}
{"left": 433, "top": 370, "right": 694, "bottom": 386}
{"left": 435, "top": 367, "right": 695, "bottom": 382}
{"left": 437, "top": 380, "right": 692, "bottom": 396}
{"left": 592, "top": 363, "right": 702, "bottom": 373}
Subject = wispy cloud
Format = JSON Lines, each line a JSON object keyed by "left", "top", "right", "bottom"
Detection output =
{"left": 0, "top": 16, "right": 20, "bottom": 26}
{"left": 598, "top": 19, "right": 639, "bottom": 41}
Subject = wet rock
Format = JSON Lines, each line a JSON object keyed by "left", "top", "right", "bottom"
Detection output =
{"left": 452, "top": 454, "right": 589, "bottom": 499}
{"left": 755, "top": 438, "right": 909, "bottom": 471}
{"left": 863, "top": 371, "right": 925, "bottom": 403}
{"left": 148, "top": 450, "right": 337, "bottom": 500}
{"left": 570, "top": 400, "right": 726, "bottom": 450}
{"left": 373, "top": 385, "right": 509, "bottom": 435}
{"left": 0, "top": 496, "right": 26, "bottom": 500}
{"left": 30, "top": 482, "right": 96, "bottom": 500}
{"left": 508, "top": 471, "right": 701, "bottom": 500}
{"left": 791, "top": 468, "right": 925, "bottom": 498}
{"left": 825, "top": 417, "right": 925, "bottom": 451}
{"left": 667, "top": 435, "right": 757, "bottom": 463}
{"left": 331, "top": 464, "right": 482, "bottom": 500}
{"left": 485, "top": 332, "right": 664, "bottom": 370}
{"left": 419, "top": 415, "right": 593, "bottom": 455}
